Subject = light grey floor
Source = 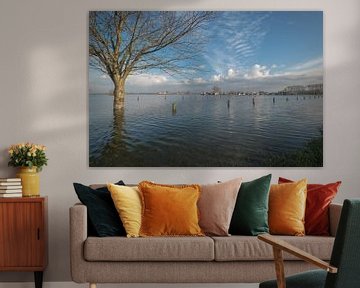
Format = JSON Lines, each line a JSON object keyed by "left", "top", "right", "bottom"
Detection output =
{"left": 0, "top": 283, "right": 259, "bottom": 288}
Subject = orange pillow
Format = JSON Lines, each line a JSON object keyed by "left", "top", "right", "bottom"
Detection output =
{"left": 269, "top": 179, "right": 307, "bottom": 236}
{"left": 138, "top": 181, "right": 204, "bottom": 237}
{"left": 278, "top": 177, "right": 341, "bottom": 236}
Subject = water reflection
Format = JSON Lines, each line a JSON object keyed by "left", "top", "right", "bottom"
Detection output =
{"left": 172, "top": 103, "right": 177, "bottom": 116}
{"left": 90, "top": 107, "right": 125, "bottom": 166}
{"left": 89, "top": 94, "right": 323, "bottom": 167}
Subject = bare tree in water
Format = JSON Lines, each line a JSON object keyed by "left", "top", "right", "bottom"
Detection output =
{"left": 89, "top": 11, "right": 213, "bottom": 110}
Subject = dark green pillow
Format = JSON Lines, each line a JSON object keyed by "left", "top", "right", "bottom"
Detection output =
{"left": 229, "top": 174, "right": 272, "bottom": 236}
{"left": 73, "top": 181, "right": 126, "bottom": 237}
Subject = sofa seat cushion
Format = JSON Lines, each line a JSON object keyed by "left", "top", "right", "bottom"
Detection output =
{"left": 84, "top": 236, "right": 214, "bottom": 261}
{"left": 212, "top": 236, "right": 334, "bottom": 261}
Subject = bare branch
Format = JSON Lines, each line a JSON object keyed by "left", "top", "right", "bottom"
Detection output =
{"left": 89, "top": 11, "right": 214, "bottom": 109}
{"left": 90, "top": 11, "right": 213, "bottom": 78}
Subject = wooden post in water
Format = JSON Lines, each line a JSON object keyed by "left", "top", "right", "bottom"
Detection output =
{"left": 172, "top": 102, "right": 177, "bottom": 115}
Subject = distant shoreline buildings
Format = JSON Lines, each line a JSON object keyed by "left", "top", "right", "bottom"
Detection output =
{"left": 91, "top": 83, "right": 323, "bottom": 96}
{"left": 280, "top": 83, "right": 323, "bottom": 95}
{"left": 199, "top": 83, "right": 323, "bottom": 96}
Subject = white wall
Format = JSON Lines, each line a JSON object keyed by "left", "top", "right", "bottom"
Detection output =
{"left": 0, "top": 0, "right": 359, "bottom": 283}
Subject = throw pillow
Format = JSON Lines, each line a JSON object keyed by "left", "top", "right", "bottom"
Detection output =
{"left": 279, "top": 177, "right": 341, "bottom": 236}
{"left": 107, "top": 183, "right": 142, "bottom": 238}
{"left": 198, "top": 177, "right": 242, "bottom": 236}
{"left": 229, "top": 174, "right": 272, "bottom": 236}
{"left": 269, "top": 179, "right": 307, "bottom": 236}
{"left": 138, "top": 181, "right": 203, "bottom": 237}
{"left": 73, "top": 181, "right": 126, "bottom": 237}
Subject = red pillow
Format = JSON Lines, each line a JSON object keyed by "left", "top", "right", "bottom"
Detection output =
{"left": 278, "top": 177, "right": 341, "bottom": 236}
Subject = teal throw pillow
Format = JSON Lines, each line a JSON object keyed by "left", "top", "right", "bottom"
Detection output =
{"left": 229, "top": 174, "right": 272, "bottom": 236}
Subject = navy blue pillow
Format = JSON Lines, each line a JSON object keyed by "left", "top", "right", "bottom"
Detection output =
{"left": 73, "top": 181, "right": 126, "bottom": 237}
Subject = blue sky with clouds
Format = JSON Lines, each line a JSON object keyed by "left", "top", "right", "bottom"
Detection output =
{"left": 89, "top": 11, "right": 323, "bottom": 93}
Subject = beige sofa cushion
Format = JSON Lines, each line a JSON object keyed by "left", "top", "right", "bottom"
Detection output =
{"left": 212, "top": 235, "right": 334, "bottom": 261}
{"left": 84, "top": 236, "right": 214, "bottom": 261}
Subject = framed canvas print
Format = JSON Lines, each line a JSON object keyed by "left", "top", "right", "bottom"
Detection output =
{"left": 89, "top": 11, "right": 323, "bottom": 167}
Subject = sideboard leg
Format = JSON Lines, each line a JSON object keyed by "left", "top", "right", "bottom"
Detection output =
{"left": 34, "top": 271, "right": 43, "bottom": 288}
{"left": 90, "top": 283, "right": 97, "bottom": 288}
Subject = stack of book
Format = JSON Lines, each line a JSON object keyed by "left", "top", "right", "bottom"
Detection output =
{"left": 0, "top": 178, "right": 22, "bottom": 197}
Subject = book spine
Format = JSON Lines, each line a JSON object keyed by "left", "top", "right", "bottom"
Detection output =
{"left": 0, "top": 183, "right": 22, "bottom": 186}
{"left": 0, "top": 178, "right": 21, "bottom": 182}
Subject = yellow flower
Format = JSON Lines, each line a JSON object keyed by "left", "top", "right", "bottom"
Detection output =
{"left": 36, "top": 145, "right": 45, "bottom": 151}
{"left": 8, "top": 142, "right": 47, "bottom": 168}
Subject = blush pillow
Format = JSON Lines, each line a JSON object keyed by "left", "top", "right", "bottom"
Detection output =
{"left": 269, "top": 179, "right": 307, "bottom": 236}
{"left": 278, "top": 177, "right": 341, "bottom": 236}
{"left": 198, "top": 178, "right": 242, "bottom": 236}
{"left": 138, "top": 181, "right": 203, "bottom": 237}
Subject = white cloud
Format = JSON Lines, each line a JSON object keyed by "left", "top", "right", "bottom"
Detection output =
{"left": 127, "top": 73, "right": 168, "bottom": 86}
{"left": 204, "top": 13, "right": 270, "bottom": 76}
{"left": 227, "top": 68, "right": 237, "bottom": 78}
{"left": 266, "top": 58, "right": 323, "bottom": 79}
{"left": 225, "top": 13, "right": 269, "bottom": 62}
{"left": 100, "top": 74, "right": 109, "bottom": 79}
{"left": 244, "top": 64, "right": 270, "bottom": 79}
{"left": 290, "top": 58, "right": 323, "bottom": 71}
{"left": 209, "top": 69, "right": 238, "bottom": 83}
{"left": 193, "top": 77, "right": 206, "bottom": 84}
{"left": 212, "top": 74, "right": 223, "bottom": 82}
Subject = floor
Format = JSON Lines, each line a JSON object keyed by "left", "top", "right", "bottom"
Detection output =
{"left": 0, "top": 283, "right": 259, "bottom": 288}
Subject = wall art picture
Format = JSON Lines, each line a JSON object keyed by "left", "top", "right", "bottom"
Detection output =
{"left": 89, "top": 11, "right": 323, "bottom": 167}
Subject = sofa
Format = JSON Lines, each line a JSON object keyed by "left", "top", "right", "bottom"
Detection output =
{"left": 70, "top": 201, "right": 342, "bottom": 287}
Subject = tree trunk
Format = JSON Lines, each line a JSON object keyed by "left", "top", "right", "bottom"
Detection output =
{"left": 113, "top": 79, "right": 125, "bottom": 110}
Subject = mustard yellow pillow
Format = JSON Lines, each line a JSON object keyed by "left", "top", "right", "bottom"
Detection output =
{"left": 269, "top": 179, "right": 307, "bottom": 236}
{"left": 138, "top": 181, "right": 204, "bottom": 237}
{"left": 107, "top": 183, "right": 142, "bottom": 238}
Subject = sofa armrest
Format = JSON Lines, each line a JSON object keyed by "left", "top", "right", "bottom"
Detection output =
{"left": 69, "top": 203, "right": 88, "bottom": 283}
{"left": 329, "top": 203, "right": 342, "bottom": 237}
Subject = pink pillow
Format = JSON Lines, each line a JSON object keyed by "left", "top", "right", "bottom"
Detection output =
{"left": 198, "top": 178, "right": 242, "bottom": 236}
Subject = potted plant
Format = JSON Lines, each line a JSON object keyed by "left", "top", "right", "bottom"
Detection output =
{"left": 8, "top": 143, "right": 48, "bottom": 197}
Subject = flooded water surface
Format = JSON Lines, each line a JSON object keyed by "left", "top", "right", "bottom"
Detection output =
{"left": 89, "top": 94, "right": 323, "bottom": 167}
